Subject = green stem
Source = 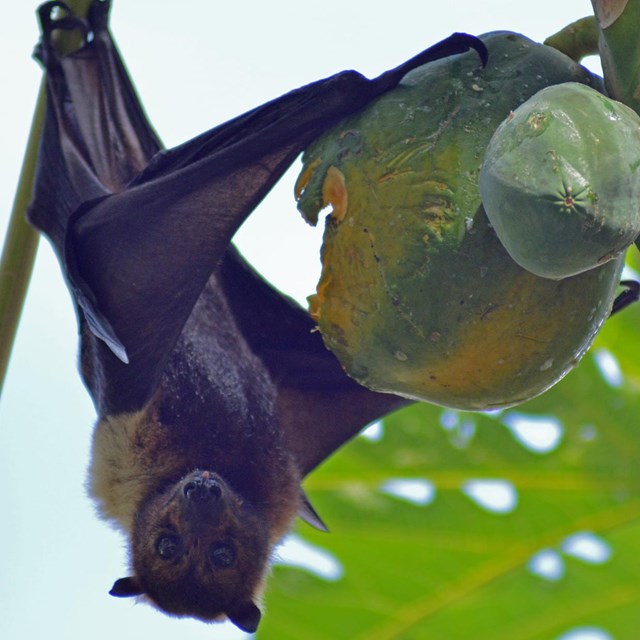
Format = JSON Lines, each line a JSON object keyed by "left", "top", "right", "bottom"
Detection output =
{"left": 0, "top": 84, "right": 45, "bottom": 399}
{"left": 544, "top": 16, "right": 599, "bottom": 62}
{"left": 0, "top": 0, "right": 94, "bottom": 400}
{"left": 591, "top": 0, "right": 640, "bottom": 112}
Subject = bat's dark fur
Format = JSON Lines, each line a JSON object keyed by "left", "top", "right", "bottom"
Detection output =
{"left": 89, "top": 282, "right": 298, "bottom": 630}
{"left": 88, "top": 271, "right": 299, "bottom": 630}
{"left": 28, "top": 0, "right": 487, "bottom": 632}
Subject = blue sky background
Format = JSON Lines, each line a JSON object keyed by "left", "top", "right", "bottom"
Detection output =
{"left": 0, "top": 2, "right": 601, "bottom": 638}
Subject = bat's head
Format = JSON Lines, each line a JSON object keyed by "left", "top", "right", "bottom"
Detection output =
{"left": 109, "top": 469, "right": 269, "bottom": 633}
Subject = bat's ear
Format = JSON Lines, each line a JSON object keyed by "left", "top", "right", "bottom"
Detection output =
{"left": 227, "top": 600, "right": 262, "bottom": 633}
{"left": 109, "top": 576, "right": 144, "bottom": 598}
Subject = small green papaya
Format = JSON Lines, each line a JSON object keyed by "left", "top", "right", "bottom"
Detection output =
{"left": 296, "top": 32, "right": 624, "bottom": 410}
{"left": 480, "top": 82, "right": 640, "bottom": 279}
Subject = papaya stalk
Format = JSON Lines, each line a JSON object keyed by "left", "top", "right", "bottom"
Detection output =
{"left": 0, "top": 0, "right": 93, "bottom": 398}
{"left": 0, "top": 92, "right": 43, "bottom": 398}
{"left": 544, "top": 16, "right": 599, "bottom": 62}
{"left": 591, "top": 0, "right": 640, "bottom": 113}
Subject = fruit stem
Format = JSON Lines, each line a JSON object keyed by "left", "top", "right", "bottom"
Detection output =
{"left": 591, "top": 0, "right": 640, "bottom": 113}
{"left": 544, "top": 16, "right": 599, "bottom": 62}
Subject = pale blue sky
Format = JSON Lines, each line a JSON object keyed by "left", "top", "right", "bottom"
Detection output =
{"left": 0, "top": 2, "right": 601, "bottom": 639}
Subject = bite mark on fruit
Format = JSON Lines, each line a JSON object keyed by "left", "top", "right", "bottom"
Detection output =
{"left": 322, "top": 166, "right": 348, "bottom": 222}
{"left": 294, "top": 157, "right": 321, "bottom": 200}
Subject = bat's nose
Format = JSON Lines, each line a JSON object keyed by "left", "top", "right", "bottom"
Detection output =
{"left": 183, "top": 475, "right": 222, "bottom": 502}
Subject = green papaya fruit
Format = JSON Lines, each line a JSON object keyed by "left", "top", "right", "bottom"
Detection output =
{"left": 295, "top": 32, "right": 624, "bottom": 410}
{"left": 479, "top": 82, "right": 640, "bottom": 279}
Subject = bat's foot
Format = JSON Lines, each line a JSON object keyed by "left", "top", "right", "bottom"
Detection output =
{"left": 611, "top": 279, "right": 640, "bottom": 315}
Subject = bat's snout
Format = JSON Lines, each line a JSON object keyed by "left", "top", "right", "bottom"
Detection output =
{"left": 183, "top": 472, "right": 223, "bottom": 503}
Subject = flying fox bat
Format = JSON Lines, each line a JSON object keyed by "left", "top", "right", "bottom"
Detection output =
{"left": 27, "top": 0, "right": 487, "bottom": 632}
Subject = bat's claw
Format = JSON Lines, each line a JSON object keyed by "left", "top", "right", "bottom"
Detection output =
{"left": 611, "top": 280, "right": 640, "bottom": 316}
{"left": 451, "top": 32, "right": 489, "bottom": 67}
{"left": 37, "top": 1, "right": 89, "bottom": 40}
{"left": 374, "top": 31, "right": 488, "bottom": 94}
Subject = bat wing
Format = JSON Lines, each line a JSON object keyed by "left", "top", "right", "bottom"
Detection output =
{"left": 29, "top": 0, "right": 487, "bottom": 415}
{"left": 29, "top": 1, "right": 162, "bottom": 251}
{"left": 218, "top": 248, "right": 410, "bottom": 476}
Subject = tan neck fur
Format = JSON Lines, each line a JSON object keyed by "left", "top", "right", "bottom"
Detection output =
{"left": 88, "top": 409, "right": 179, "bottom": 534}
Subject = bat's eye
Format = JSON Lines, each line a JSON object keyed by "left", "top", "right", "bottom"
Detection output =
{"left": 156, "top": 534, "right": 182, "bottom": 561}
{"left": 210, "top": 542, "right": 236, "bottom": 568}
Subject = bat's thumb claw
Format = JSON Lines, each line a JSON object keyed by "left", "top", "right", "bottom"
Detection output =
{"left": 451, "top": 32, "right": 489, "bottom": 67}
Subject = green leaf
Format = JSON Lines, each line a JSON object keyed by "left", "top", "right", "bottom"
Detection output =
{"left": 261, "top": 261, "right": 640, "bottom": 639}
